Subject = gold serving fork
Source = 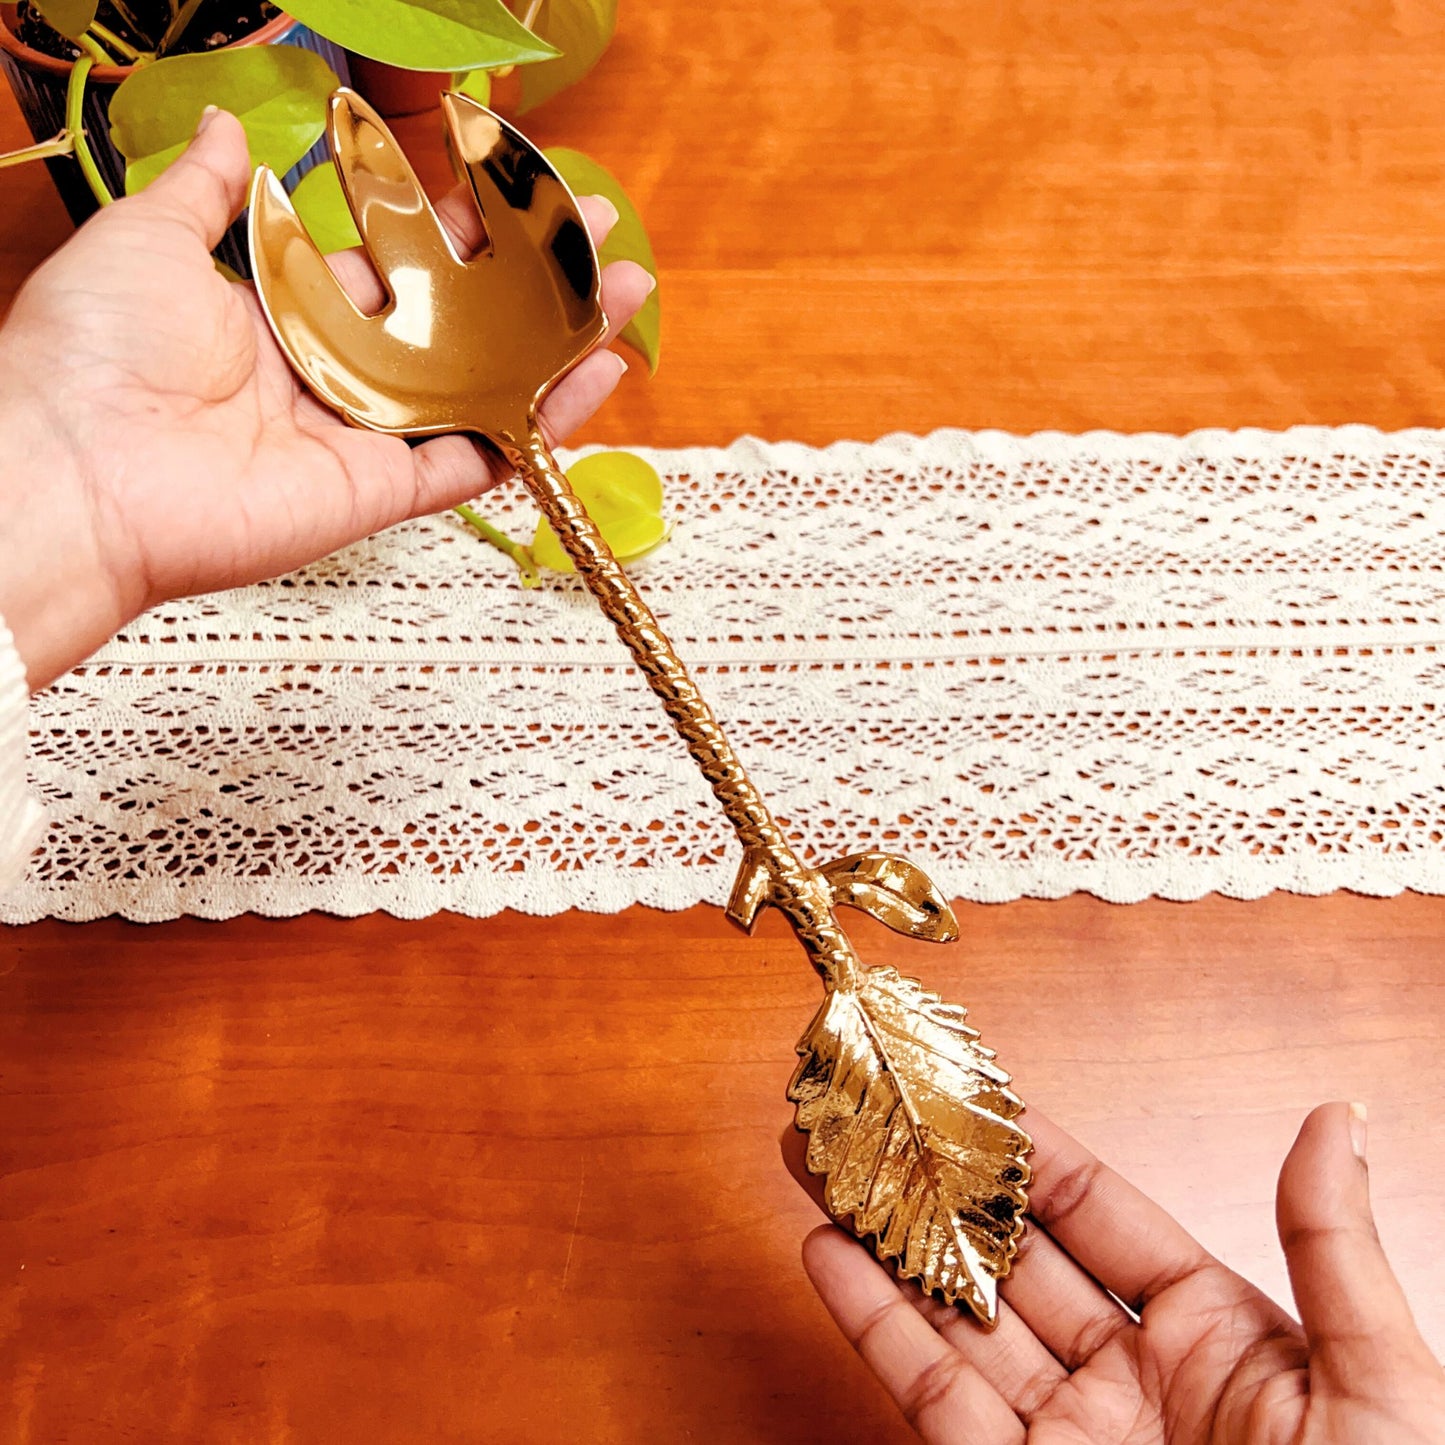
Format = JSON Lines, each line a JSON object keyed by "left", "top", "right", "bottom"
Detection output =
{"left": 249, "top": 88, "right": 1031, "bottom": 1324}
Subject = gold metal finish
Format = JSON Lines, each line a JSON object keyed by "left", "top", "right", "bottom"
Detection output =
{"left": 248, "top": 89, "right": 1032, "bottom": 1325}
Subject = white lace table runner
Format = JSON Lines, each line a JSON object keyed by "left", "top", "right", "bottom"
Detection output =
{"left": 8, "top": 426, "right": 1445, "bottom": 924}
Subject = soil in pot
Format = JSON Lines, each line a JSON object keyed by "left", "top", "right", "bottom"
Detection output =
{"left": 13, "top": 0, "right": 282, "bottom": 60}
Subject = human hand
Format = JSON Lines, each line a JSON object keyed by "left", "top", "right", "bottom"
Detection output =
{"left": 0, "top": 108, "right": 653, "bottom": 690}
{"left": 785, "top": 1103, "right": 1445, "bottom": 1443}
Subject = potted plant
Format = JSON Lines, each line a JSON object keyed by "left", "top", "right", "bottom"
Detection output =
{"left": 0, "top": 0, "right": 656, "bottom": 371}
{"left": 0, "top": 1, "right": 351, "bottom": 270}
{"left": 1, "top": 0, "right": 662, "bottom": 574}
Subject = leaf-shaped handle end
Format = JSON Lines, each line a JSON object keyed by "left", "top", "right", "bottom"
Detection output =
{"left": 789, "top": 966, "right": 1031, "bottom": 1327}
{"left": 821, "top": 852, "right": 961, "bottom": 944}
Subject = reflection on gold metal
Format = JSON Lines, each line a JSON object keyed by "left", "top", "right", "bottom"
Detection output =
{"left": 248, "top": 88, "right": 1032, "bottom": 1325}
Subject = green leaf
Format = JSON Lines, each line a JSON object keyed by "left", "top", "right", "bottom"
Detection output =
{"left": 283, "top": 0, "right": 557, "bottom": 70}
{"left": 110, "top": 47, "right": 338, "bottom": 195}
{"left": 544, "top": 147, "right": 660, "bottom": 373}
{"left": 288, "top": 163, "right": 361, "bottom": 253}
{"left": 532, "top": 451, "right": 669, "bottom": 574}
{"left": 30, "top": 0, "right": 99, "bottom": 41}
{"left": 519, "top": 0, "right": 616, "bottom": 112}
{"left": 452, "top": 68, "right": 491, "bottom": 104}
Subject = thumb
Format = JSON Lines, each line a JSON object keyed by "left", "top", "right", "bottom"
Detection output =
{"left": 134, "top": 107, "right": 251, "bottom": 251}
{"left": 1276, "top": 1102, "right": 1434, "bottom": 1389}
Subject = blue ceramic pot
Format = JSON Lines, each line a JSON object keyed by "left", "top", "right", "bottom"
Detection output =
{"left": 0, "top": 6, "right": 349, "bottom": 276}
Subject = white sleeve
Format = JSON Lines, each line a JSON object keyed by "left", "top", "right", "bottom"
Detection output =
{"left": 0, "top": 611, "right": 44, "bottom": 892}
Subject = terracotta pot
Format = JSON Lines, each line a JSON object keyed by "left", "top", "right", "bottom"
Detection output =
{"left": 348, "top": 55, "right": 452, "bottom": 118}
{"left": 0, "top": 5, "right": 351, "bottom": 276}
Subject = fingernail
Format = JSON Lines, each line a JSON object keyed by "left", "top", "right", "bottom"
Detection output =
{"left": 613, "top": 352, "right": 629, "bottom": 376}
{"left": 644, "top": 271, "right": 658, "bottom": 297}
{"left": 590, "top": 195, "right": 620, "bottom": 229}
{"left": 197, "top": 104, "right": 219, "bottom": 136}
{"left": 1348, "top": 1101, "right": 1368, "bottom": 1160}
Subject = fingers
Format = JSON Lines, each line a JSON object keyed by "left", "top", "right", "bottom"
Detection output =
{"left": 408, "top": 433, "right": 504, "bottom": 516}
{"left": 434, "top": 187, "right": 619, "bottom": 260}
{"left": 328, "top": 190, "right": 622, "bottom": 313}
{"left": 994, "top": 1220, "right": 1131, "bottom": 1371}
{"left": 785, "top": 1108, "right": 1179, "bottom": 1380}
{"left": 581, "top": 195, "right": 620, "bottom": 248}
{"left": 1276, "top": 1102, "right": 1438, "bottom": 1388}
{"left": 803, "top": 1227, "right": 1025, "bottom": 1444}
{"left": 782, "top": 1128, "right": 1070, "bottom": 1422}
{"left": 912, "top": 1291, "right": 1068, "bottom": 1423}
{"left": 1023, "top": 1110, "right": 1215, "bottom": 1311}
{"left": 137, "top": 107, "right": 250, "bottom": 250}
{"left": 535, "top": 257, "right": 651, "bottom": 443}
{"left": 537, "top": 351, "right": 629, "bottom": 447}
{"left": 596, "top": 259, "right": 654, "bottom": 347}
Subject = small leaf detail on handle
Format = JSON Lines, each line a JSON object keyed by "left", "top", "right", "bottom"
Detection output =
{"left": 821, "top": 852, "right": 960, "bottom": 943}
{"left": 789, "top": 967, "right": 1031, "bottom": 1325}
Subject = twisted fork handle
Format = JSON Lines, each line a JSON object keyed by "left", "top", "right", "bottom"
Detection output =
{"left": 505, "top": 430, "right": 859, "bottom": 990}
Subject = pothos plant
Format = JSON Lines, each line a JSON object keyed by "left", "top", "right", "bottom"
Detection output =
{"left": 1, "top": 0, "right": 668, "bottom": 583}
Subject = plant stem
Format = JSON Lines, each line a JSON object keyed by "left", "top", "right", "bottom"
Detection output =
{"left": 0, "top": 130, "right": 75, "bottom": 168}
{"left": 490, "top": 0, "right": 546, "bottom": 79}
{"left": 88, "top": 20, "right": 142, "bottom": 61}
{"left": 75, "top": 32, "right": 112, "bottom": 64}
{"left": 64, "top": 54, "right": 114, "bottom": 208}
{"left": 454, "top": 505, "right": 541, "bottom": 585}
{"left": 156, "top": 0, "right": 207, "bottom": 56}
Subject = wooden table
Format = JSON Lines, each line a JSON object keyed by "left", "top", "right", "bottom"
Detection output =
{"left": 4, "top": 3, "right": 1444, "bottom": 1438}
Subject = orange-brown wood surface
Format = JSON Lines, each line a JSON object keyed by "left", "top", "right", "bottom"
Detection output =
{"left": 3, "top": 3, "right": 1445, "bottom": 1440}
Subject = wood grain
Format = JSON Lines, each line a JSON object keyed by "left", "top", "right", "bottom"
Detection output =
{"left": 4, "top": 1, "right": 1445, "bottom": 1438}
{"left": 5, "top": 899, "right": 1443, "bottom": 1443}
